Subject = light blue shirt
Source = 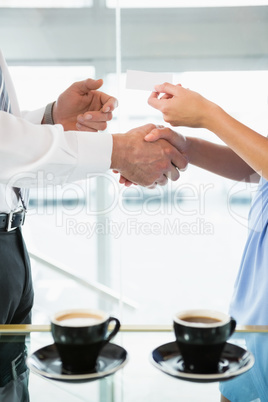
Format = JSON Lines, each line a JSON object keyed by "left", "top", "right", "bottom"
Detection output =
{"left": 229, "top": 177, "right": 268, "bottom": 325}
{"left": 220, "top": 333, "right": 267, "bottom": 402}
{"left": 220, "top": 177, "right": 268, "bottom": 401}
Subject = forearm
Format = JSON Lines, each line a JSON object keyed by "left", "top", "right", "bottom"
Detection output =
{"left": 148, "top": 84, "right": 266, "bottom": 181}
{"left": 187, "top": 136, "right": 259, "bottom": 182}
{"left": 202, "top": 103, "right": 267, "bottom": 180}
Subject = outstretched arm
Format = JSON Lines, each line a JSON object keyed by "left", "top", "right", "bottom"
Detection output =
{"left": 145, "top": 127, "right": 259, "bottom": 183}
{"left": 148, "top": 83, "right": 267, "bottom": 180}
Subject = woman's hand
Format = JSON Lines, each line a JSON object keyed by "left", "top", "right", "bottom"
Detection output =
{"left": 148, "top": 82, "right": 213, "bottom": 128}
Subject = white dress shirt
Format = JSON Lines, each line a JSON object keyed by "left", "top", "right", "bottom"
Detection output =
{"left": 0, "top": 50, "right": 113, "bottom": 213}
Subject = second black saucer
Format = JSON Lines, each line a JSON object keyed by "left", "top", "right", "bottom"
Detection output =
{"left": 150, "top": 341, "right": 254, "bottom": 383}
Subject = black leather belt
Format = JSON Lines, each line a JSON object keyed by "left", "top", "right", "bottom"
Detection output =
{"left": 0, "top": 209, "right": 26, "bottom": 231}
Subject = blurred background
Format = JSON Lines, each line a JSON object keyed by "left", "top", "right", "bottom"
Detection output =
{"left": 1, "top": 0, "right": 268, "bottom": 326}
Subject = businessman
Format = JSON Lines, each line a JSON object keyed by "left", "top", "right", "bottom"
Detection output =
{"left": 0, "top": 49, "right": 187, "bottom": 400}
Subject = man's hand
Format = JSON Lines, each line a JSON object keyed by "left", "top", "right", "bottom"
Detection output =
{"left": 111, "top": 124, "right": 188, "bottom": 187}
{"left": 52, "top": 78, "right": 118, "bottom": 131}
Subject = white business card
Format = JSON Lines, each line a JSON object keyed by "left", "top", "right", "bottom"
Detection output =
{"left": 126, "top": 69, "right": 173, "bottom": 91}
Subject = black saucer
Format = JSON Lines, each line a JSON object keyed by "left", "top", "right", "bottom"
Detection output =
{"left": 27, "top": 343, "right": 128, "bottom": 382}
{"left": 150, "top": 341, "right": 254, "bottom": 383}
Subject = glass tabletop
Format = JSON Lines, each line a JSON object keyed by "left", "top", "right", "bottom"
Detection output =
{"left": 0, "top": 325, "right": 266, "bottom": 402}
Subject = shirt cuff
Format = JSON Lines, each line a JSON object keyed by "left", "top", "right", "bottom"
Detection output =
{"left": 21, "top": 107, "right": 46, "bottom": 124}
{"left": 68, "top": 132, "right": 113, "bottom": 182}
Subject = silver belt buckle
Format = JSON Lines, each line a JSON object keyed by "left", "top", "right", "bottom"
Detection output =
{"left": 6, "top": 209, "right": 24, "bottom": 232}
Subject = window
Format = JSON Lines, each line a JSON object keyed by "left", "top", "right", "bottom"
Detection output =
{"left": 2, "top": 2, "right": 267, "bottom": 325}
{"left": 0, "top": 0, "right": 93, "bottom": 7}
{"left": 107, "top": 0, "right": 268, "bottom": 8}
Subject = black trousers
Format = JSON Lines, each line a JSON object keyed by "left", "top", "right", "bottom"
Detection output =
{"left": 0, "top": 227, "right": 33, "bottom": 325}
{"left": 0, "top": 227, "right": 34, "bottom": 401}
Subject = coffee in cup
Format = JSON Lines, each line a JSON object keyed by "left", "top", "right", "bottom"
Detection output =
{"left": 51, "top": 309, "right": 120, "bottom": 374}
{"left": 173, "top": 309, "right": 236, "bottom": 374}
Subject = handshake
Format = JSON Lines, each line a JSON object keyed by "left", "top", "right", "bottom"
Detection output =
{"left": 55, "top": 78, "right": 202, "bottom": 187}
{"left": 110, "top": 124, "right": 188, "bottom": 188}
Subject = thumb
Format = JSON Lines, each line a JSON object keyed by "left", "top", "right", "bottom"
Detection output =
{"left": 145, "top": 127, "right": 186, "bottom": 150}
{"left": 144, "top": 127, "right": 172, "bottom": 143}
{"left": 83, "top": 78, "right": 103, "bottom": 92}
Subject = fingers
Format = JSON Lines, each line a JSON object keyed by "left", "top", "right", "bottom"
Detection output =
{"left": 145, "top": 128, "right": 189, "bottom": 174}
{"left": 113, "top": 170, "right": 137, "bottom": 187}
{"left": 170, "top": 153, "right": 188, "bottom": 175}
{"left": 77, "top": 110, "right": 113, "bottom": 123}
{"left": 166, "top": 165, "right": 180, "bottom": 182}
{"left": 155, "top": 174, "right": 169, "bottom": 186}
{"left": 100, "top": 96, "right": 118, "bottom": 113}
{"left": 154, "top": 82, "right": 177, "bottom": 96}
{"left": 145, "top": 158, "right": 185, "bottom": 187}
{"left": 148, "top": 82, "right": 179, "bottom": 109}
{"left": 119, "top": 176, "right": 134, "bottom": 187}
{"left": 156, "top": 148, "right": 187, "bottom": 183}
{"left": 153, "top": 170, "right": 178, "bottom": 186}
{"left": 148, "top": 91, "right": 161, "bottom": 109}
{"left": 76, "top": 78, "right": 119, "bottom": 112}
{"left": 160, "top": 136, "right": 188, "bottom": 180}
{"left": 160, "top": 93, "right": 172, "bottom": 100}
{"left": 142, "top": 123, "right": 158, "bottom": 133}
{"left": 76, "top": 110, "right": 113, "bottom": 131}
{"left": 147, "top": 183, "right": 157, "bottom": 189}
